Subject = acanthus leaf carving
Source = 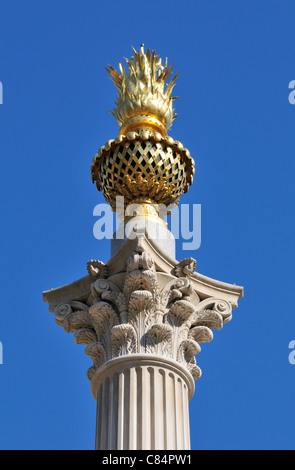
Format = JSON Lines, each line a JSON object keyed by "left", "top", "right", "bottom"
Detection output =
{"left": 187, "top": 363, "right": 202, "bottom": 381}
{"left": 178, "top": 339, "right": 202, "bottom": 381}
{"left": 88, "top": 301, "right": 119, "bottom": 362}
{"left": 166, "top": 299, "right": 196, "bottom": 327}
{"left": 111, "top": 324, "right": 137, "bottom": 357}
{"left": 145, "top": 323, "right": 173, "bottom": 357}
{"left": 84, "top": 342, "right": 106, "bottom": 380}
{"left": 63, "top": 310, "right": 94, "bottom": 333}
{"left": 192, "top": 309, "right": 223, "bottom": 331}
{"left": 188, "top": 325, "right": 213, "bottom": 345}
{"left": 74, "top": 328, "right": 98, "bottom": 345}
{"left": 128, "top": 290, "right": 154, "bottom": 314}
{"left": 178, "top": 339, "right": 201, "bottom": 363}
{"left": 52, "top": 247, "right": 235, "bottom": 384}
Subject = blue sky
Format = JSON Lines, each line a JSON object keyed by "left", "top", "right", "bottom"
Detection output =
{"left": 0, "top": 0, "right": 294, "bottom": 450}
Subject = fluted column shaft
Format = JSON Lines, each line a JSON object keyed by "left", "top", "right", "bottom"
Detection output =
{"left": 92, "top": 355, "right": 194, "bottom": 450}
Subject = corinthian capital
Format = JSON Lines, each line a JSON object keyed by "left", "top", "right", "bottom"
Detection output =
{"left": 44, "top": 230, "right": 243, "bottom": 396}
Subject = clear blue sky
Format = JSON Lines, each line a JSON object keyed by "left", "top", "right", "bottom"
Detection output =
{"left": 0, "top": 0, "right": 294, "bottom": 450}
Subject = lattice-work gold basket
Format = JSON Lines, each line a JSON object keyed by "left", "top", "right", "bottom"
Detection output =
{"left": 91, "top": 129, "right": 195, "bottom": 210}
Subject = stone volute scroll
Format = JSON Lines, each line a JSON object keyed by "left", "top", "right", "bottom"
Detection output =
{"left": 43, "top": 45, "right": 243, "bottom": 451}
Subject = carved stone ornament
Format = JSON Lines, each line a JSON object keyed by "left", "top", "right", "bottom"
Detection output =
{"left": 174, "top": 257, "right": 197, "bottom": 278}
{"left": 44, "top": 228, "right": 243, "bottom": 397}
{"left": 87, "top": 260, "right": 108, "bottom": 279}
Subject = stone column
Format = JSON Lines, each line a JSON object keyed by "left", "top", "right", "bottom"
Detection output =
{"left": 92, "top": 355, "right": 194, "bottom": 450}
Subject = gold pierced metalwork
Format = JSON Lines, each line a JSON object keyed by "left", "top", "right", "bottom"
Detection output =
{"left": 91, "top": 129, "right": 194, "bottom": 211}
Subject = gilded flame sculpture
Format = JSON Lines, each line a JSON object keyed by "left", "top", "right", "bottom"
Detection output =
{"left": 91, "top": 45, "right": 194, "bottom": 213}
{"left": 107, "top": 44, "right": 178, "bottom": 134}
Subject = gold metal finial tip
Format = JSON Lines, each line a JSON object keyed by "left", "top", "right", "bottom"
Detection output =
{"left": 91, "top": 46, "right": 195, "bottom": 214}
{"left": 106, "top": 45, "right": 178, "bottom": 136}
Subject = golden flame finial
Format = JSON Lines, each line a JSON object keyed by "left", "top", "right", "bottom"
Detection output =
{"left": 106, "top": 45, "right": 178, "bottom": 136}
{"left": 91, "top": 45, "right": 195, "bottom": 215}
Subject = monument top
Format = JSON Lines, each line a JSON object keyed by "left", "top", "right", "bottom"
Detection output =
{"left": 91, "top": 45, "right": 195, "bottom": 215}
